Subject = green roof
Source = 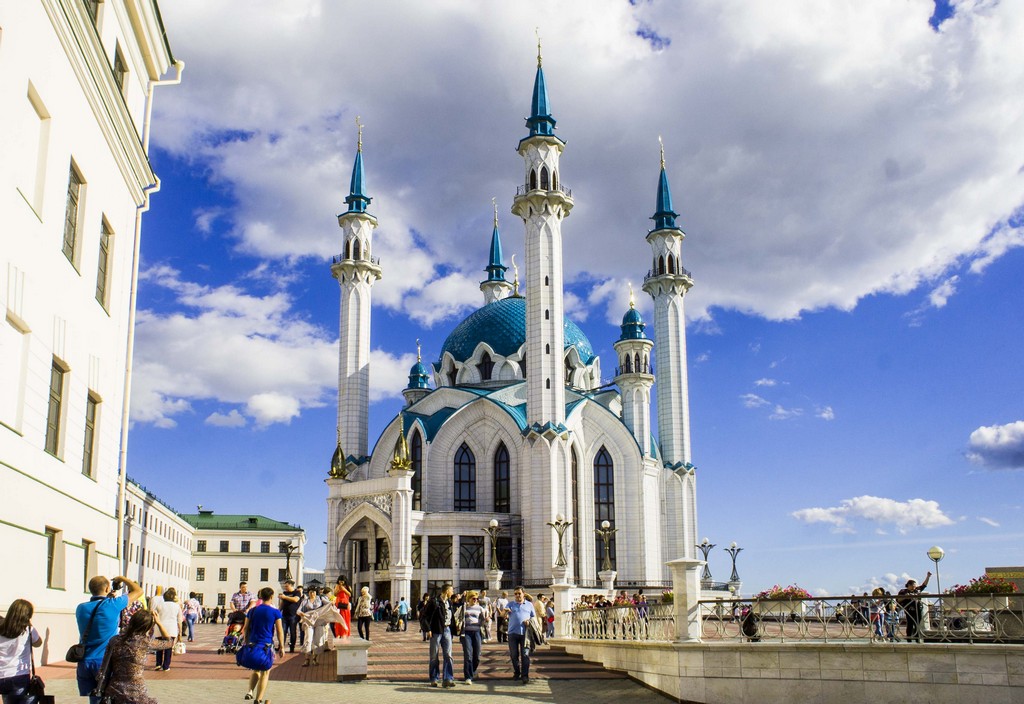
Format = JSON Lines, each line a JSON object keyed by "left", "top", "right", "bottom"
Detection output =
{"left": 178, "top": 513, "right": 301, "bottom": 531}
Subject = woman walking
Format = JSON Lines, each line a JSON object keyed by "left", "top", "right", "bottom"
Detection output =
{"left": 150, "top": 588, "right": 181, "bottom": 671}
{"left": 353, "top": 587, "right": 373, "bottom": 641}
{"left": 239, "top": 587, "right": 284, "bottom": 704}
{"left": 332, "top": 577, "right": 351, "bottom": 638}
{"left": 93, "top": 610, "right": 170, "bottom": 704}
{"left": 0, "top": 599, "right": 42, "bottom": 704}
{"left": 458, "top": 591, "right": 485, "bottom": 685}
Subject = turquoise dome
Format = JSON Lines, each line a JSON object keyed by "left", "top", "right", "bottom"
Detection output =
{"left": 619, "top": 306, "right": 647, "bottom": 340}
{"left": 439, "top": 296, "right": 595, "bottom": 364}
{"left": 407, "top": 360, "right": 430, "bottom": 389}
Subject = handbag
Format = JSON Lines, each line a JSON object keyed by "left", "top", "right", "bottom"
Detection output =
{"left": 66, "top": 600, "right": 103, "bottom": 663}
{"left": 173, "top": 640, "right": 186, "bottom": 655}
{"left": 28, "top": 640, "right": 56, "bottom": 704}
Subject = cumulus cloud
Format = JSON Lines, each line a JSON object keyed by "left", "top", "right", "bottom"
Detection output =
{"left": 754, "top": 378, "right": 777, "bottom": 387}
{"left": 206, "top": 409, "right": 247, "bottom": 428}
{"left": 151, "top": 0, "right": 1024, "bottom": 327}
{"left": 816, "top": 406, "right": 835, "bottom": 421}
{"left": 769, "top": 405, "right": 802, "bottom": 421}
{"left": 741, "top": 393, "right": 770, "bottom": 409}
{"left": 978, "top": 516, "right": 1000, "bottom": 528}
{"left": 792, "top": 495, "right": 955, "bottom": 534}
{"left": 966, "top": 420, "right": 1024, "bottom": 470}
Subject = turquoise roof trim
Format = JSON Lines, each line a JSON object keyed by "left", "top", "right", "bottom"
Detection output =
{"left": 484, "top": 224, "right": 508, "bottom": 282}
{"left": 527, "top": 65, "right": 556, "bottom": 138}
{"left": 344, "top": 149, "right": 371, "bottom": 214}
{"left": 619, "top": 307, "right": 647, "bottom": 340}
{"left": 651, "top": 166, "right": 678, "bottom": 231}
{"left": 407, "top": 360, "right": 431, "bottom": 389}
{"left": 438, "top": 297, "right": 595, "bottom": 365}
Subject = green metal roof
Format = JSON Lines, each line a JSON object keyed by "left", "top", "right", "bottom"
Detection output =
{"left": 178, "top": 513, "right": 301, "bottom": 531}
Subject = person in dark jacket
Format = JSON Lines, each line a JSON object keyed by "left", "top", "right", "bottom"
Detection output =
{"left": 420, "top": 585, "right": 455, "bottom": 688}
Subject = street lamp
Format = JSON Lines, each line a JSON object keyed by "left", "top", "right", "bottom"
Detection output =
{"left": 696, "top": 538, "right": 716, "bottom": 582}
{"left": 595, "top": 520, "right": 618, "bottom": 572}
{"left": 279, "top": 540, "right": 300, "bottom": 582}
{"left": 547, "top": 513, "right": 572, "bottom": 568}
{"left": 483, "top": 519, "right": 501, "bottom": 571}
{"left": 927, "top": 546, "right": 944, "bottom": 595}
{"left": 725, "top": 542, "right": 743, "bottom": 582}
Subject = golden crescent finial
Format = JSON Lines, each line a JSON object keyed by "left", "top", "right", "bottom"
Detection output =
{"left": 492, "top": 197, "right": 498, "bottom": 227}
{"left": 416, "top": 338, "right": 422, "bottom": 362}
{"left": 658, "top": 135, "right": 665, "bottom": 170}
{"left": 536, "top": 29, "right": 542, "bottom": 67}
{"left": 629, "top": 282, "right": 635, "bottom": 309}
{"left": 511, "top": 254, "right": 520, "bottom": 295}
{"left": 356, "top": 116, "right": 363, "bottom": 153}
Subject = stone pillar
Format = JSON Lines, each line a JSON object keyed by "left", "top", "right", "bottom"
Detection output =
{"left": 486, "top": 569, "right": 503, "bottom": 592}
{"left": 551, "top": 565, "right": 568, "bottom": 585}
{"left": 667, "top": 557, "right": 704, "bottom": 643}
{"left": 550, "top": 582, "right": 574, "bottom": 638}
{"left": 599, "top": 569, "right": 617, "bottom": 595}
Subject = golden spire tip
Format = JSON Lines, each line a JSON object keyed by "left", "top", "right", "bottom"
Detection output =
{"left": 416, "top": 338, "right": 421, "bottom": 363}
{"left": 658, "top": 135, "right": 665, "bottom": 170}
{"left": 492, "top": 197, "right": 498, "bottom": 227}
{"left": 629, "top": 282, "right": 635, "bottom": 309}
{"left": 356, "top": 116, "right": 363, "bottom": 153}
{"left": 536, "top": 29, "right": 542, "bottom": 67}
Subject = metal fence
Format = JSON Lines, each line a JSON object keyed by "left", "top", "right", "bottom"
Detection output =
{"left": 564, "top": 603, "right": 676, "bottom": 642}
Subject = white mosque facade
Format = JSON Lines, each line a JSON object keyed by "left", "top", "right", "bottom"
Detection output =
{"left": 325, "top": 57, "right": 698, "bottom": 604}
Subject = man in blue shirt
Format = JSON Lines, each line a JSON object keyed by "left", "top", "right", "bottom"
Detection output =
{"left": 503, "top": 586, "right": 537, "bottom": 684}
{"left": 76, "top": 574, "right": 143, "bottom": 704}
{"left": 397, "top": 596, "right": 410, "bottom": 631}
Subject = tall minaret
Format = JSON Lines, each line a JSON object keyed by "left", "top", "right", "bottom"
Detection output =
{"left": 331, "top": 119, "right": 382, "bottom": 464}
{"left": 642, "top": 139, "right": 693, "bottom": 467}
{"left": 480, "top": 200, "right": 513, "bottom": 305}
{"left": 511, "top": 44, "right": 574, "bottom": 428}
{"left": 613, "top": 286, "right": 655, "bottom": 455}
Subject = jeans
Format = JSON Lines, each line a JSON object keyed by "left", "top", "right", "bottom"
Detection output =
{"left": 155, "top": 642, "right": 173, "bottom": 669}
{"left": 399, "top": 614, "right": 408, "bottom": 631}
{"left": 507, "top": 632, "right": 530, "bottom": 678}
{"left": 282, "top": 615, "right": 299, "bottom": 650}
{"left": 76, "top": 660, "right": 105, "bottom": 704}
{"left": 428, "top": 627, "right": 454, "bottom": 683}
{"left": 0, "top": 674, "right": 35, "bottom": 704}
{"left": 460, "top": 630, "right": 481, "bottom": 680}
{"left": 185, "top": 613, "right": 197, "bottom": 641}
{"left": 357, "top": 616, "right": 372, "bottom": 640}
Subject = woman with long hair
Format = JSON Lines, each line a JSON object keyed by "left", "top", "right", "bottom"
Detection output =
{"left": 94, "top": 609, "right": 170, "bottom": 704}
{"left": 0, "top": 599, "right": 42, "bottom": 704}
{"left": 332, "top": 577, "right": 351, "bottom": 638}
{"left": 150, "top": 587, "right": 181, "bottom": 671}
{"left": 353, "top": 587, "right": 373, "bottom": 641}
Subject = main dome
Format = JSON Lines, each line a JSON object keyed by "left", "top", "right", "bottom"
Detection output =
{"left": 439, "top": 296, "right": 595, "bottom": 364}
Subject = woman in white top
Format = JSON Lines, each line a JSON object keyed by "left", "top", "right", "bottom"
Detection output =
{"left": 0, "top": 599, "right": 42, "bottom": 704}
{"left": 151, "top": 587, "right": 182, "bottom": 671}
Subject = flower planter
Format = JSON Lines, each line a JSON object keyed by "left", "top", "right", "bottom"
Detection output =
{"left": 944, "top": 595, "right": 1010, "bottom": 612}
{"left": 752, "top": 600, "right": 806, "bottom": 616}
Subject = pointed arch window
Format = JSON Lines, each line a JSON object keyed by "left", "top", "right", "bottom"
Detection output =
{"left": 447, "top": 368, "right": 457, "bottom": 387}
{"left": 552, "top": 170, "right": 558, "bottom": 190}
{"left": 634, "top": 353, "right": 641, "bottom": 373}
{"left": 594, "top": 447, "right": 616, "bottom": 572}
{"left": 530, "top": 169, "right": 538, "bottom": 191}
{"left": 623, "top": 354, "right": 632, "bottom": 373}
{"left": 353, "top": 239, "right": 362, "bottom": 260}
{"left": 477, "top": 352, "right": 494, "bottom": 381}
{"left": 411, "top": 429, "right": 423, "bottom": 510}
{"left": 540, "top": 166, "right": 550, "bottom": 190}
{"left": 494, "top": 443, "right": 510, "bottom": 513}
{"left": 454, "top": 443, "right": 476, "bottom": 511}
{"left": 667, "top": 253, "right": 675, "bottom": 274}
{"left": 565, "top": 357, "right": 574, "bottom": 387}
{"left": 658, "top": 256, "right": 666, "bottom": 275}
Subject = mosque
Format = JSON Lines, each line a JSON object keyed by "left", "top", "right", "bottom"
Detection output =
{"left": 324, "top": 52, "right": 698, "bottom": 605}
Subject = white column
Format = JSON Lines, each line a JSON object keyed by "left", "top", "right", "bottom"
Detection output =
{"left": 667, "top": 557, "right": 704, "bottom": 642}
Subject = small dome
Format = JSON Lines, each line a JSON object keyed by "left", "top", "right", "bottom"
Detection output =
{"left": 440, "top": 296, "right": 595, "bottom": 364}
{"left": 407, "top": 360, "right": 430, "bottom": 390}
{"left": 619, "top": 306, "right": 647, "bottom": 340}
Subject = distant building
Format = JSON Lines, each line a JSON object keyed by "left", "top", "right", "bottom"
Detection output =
{"left": 0, "top": 0, "right": 178, "bottom": 660}
{"left": 179, "top": 510, "right": 305, "bottom": 608}
{"left": 123, "top": 478, "right": 192, "bottom": 600}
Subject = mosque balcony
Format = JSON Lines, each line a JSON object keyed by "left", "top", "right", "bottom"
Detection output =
{"left": 614, "top": 362, "right": 655, "bottom": 377}
{"left": 644, "top": 266, "right": 692, "bottom": 281}
{"left": 515, "top": 182, "right": 572, "bottom": 199}
{"left": 332, "top": 253, "right": 381, "bottom": 266}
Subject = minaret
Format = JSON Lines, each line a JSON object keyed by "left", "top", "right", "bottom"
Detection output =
{"left": 331, "top": 118, "right": 382, "bottom": 464}
{"left": 403, "top": 340, "right": 431, "bottom": 406}
{"left": 511, "top": 43, "right": 574, "bottom": 429}
{"left": 642, "top": 139, "right": 693, "bottom": 468}
{"left": 613, "top": 286, "right": 655, "bottom": 455}
{"left": 480, "top": 199, "right": 514, "bottom": 305}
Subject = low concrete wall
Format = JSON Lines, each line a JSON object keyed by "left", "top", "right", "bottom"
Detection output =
{"left": 557, "top": 639, "right": 1024, "bottom": 704}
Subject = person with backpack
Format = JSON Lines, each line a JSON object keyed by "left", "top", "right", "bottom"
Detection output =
{"left": 75, "top": 575, "right": 143, "bottom": 704}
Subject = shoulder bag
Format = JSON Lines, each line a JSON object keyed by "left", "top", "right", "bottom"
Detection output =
{"left": 28, "top": 626, "right": 56, "bottom": 704}
{"left": 66, "top": 601, "right": 102, "bottom": 663}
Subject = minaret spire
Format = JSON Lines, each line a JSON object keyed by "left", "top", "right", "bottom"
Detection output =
{"left": 652, "top": 137, "right": 679, "bottom": 232}
{"left": 481, "top": 199, "right": 513, "bottom": 304}
{"left": 525, "top": 33, "right": 557, "bottom": 140}
{"left": 345, "top": 116, "right": 371, "bottom": 214}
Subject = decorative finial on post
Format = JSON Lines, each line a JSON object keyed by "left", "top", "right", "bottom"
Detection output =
{"left": 536, "top": 28, "right": 542, "bottom": 67}
{"left": 356, "top": 116, "right": 363, "bottom": 153}
{"left": 329, "top": 426, "right": 347, "bottom": 479}
{"left": 492, "top": 197, "right": 498, "bottom": 227}
{"left": 416, "top": 338, "right": 421, "bottom": 363}
{"left": 628, "top": 282, "right": 635, "bottom": 309}
{"left": 659, "top": 135, "right": 665, "bottom": 170}
{"left": 390, "top": 412, "right": 412, "bottom": 473}
{"left": 511, "top": 254, "right": 520, "bottom": 296}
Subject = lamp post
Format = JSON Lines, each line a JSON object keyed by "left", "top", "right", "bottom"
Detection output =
{"left": 725, "top": 542, "right": 743, "bottom": 582}
{"left": 483, "top": 519, "right": 501, "bottom": 571}
{"left": 595, "top": 520, "right": 618, "bottom": 572}
{"left": 927, "top": 546, "right": 944, "bottom": 595}
{"left": 696, "top": 538, "right": 715, "bottom": 582}
{"left": 547, "top": 513, "right": 572, "bottom": 568}
{"left": 279, "top": 540, "right": 300, "bottom": 582}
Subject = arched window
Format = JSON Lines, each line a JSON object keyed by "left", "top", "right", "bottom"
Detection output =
{"left": 552, "top": 170, "right": 558, "bottom": 190}
{"left": 545, "top": 310, "right": 550, "bottom": 320}
{"left": 545, "top": 276, "right": 549, "bottom": 286}
{"left": 565, "top": 357, "right": 574, "bottom": 386}
{"left": 454, "top": 443, "right": 476, "bottom": 511}
{"left": 477, "top": 352, "right": 494, "bottom": 381}
{"left": 571, "top": 447, "right": 580, "bottom": 579}
{"left": 634, "top": 353, "right": 641, "bottom": 373}
{"left": 353, "top": 239, "right": 362, "bottom": 260}
{"left": 447, "top": 368, "right": 457, "bottom": 387}
{"left": 667, "top": 253, "right": 675, "bottom": 274}
{"left": 623, "top": 354, "right": 632, "bottom": 373}
{"left": 346, "top": 239, "right": 353, "bottom": 259}
{"left": 545, "top": 344, "right": 550, "bottom": 354}
{"left": 545, "top": 378, "right": 550, "bottom": 389}
{"left": 540, "top": 166, "right": 550, "bottom": 190}
{"left": 594, "top": 447, "right": 616, "bottom": 572}
{"left": 494, "top": 443, "right": 510, "bottom": 513}
{"left": 411, "top": 430, "right": 422, "bottom": 510}
{"left": 530, "top": 170, "right": 538, "bottom": 191}
{"left": 658, "top": 256, "right": 666, "bottom": 275}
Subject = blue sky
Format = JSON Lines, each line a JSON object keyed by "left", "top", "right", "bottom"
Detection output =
{"left": 127, "top": 0, "right": 1024, "bottom": 596}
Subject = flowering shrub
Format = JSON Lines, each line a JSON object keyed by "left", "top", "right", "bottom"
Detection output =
{"left": 660, "top": 590, "right": 674, "bottom": 604}
{"left": 754, "top": 584, "right": 812, "bottom": 600}
{"left": 948, "top": 576, "right": 1018, "bottom": 596}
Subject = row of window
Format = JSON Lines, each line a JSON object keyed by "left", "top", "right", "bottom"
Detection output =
{"left": 123, "top": 500, "right": 190, "bottom": 549}
{"left": 43, "top": 527, "right": 97, "bottom": 593}
{"left": 347, "top": 535, "right": 521, "bottom": 573}
{"left": 41, "top": 355, "right": 101, "bottom": 477}
{"left": 196, "top": 567, "right": 288, "bottom": 583}
{"left": 195, "top": 540, "right": 288, "bottom": 554}
{"left": 61, "top": 161, "right": 116, "bottom": 308}
{"left": 120, "top": 539, "right": 188, "bottom": 580}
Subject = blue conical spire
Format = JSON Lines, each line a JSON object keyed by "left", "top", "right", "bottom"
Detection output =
{"left": 525, "top": 42, "right": 556, "bottom": 138}
{"left": 651, "top": 138, "right": 679, "bottom": 231}
{"left": 344, "top": 118, "right": 371, "bottom": 214}
{"left": 485, "top": 201, "right": 508, "bottom": 282}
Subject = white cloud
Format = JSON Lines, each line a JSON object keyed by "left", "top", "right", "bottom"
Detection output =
{"left": 754, "top": 378, "right": 777, "bottom": 387}
{"left": 246, "top": 393, "right": 302, "bottom": 426}
{"left": 966, "top": 420, "right": 1024, "bottom": 470}
{"left": 368, "top": 349, "right": 419, "bottom": 403}
{"left": 740, "top": 393, "right": 770, "bottom": 409}
{"left": 978, "top": 516, "right": 1000, "bottom": 528}
{"left": 151, "top": 0, "right": 1024, "bottom": 325}
{"left": 694, "top": 351, "right": 711, "bottom": 363}
{"left": 205, "top": 409, "right": 247, "bottom": 427}
{"left": 816, "top": 406, "right": 835, "bottom": 421}
{"left": 928, "top": 275, "right": 959, "bottom": 308}
{"left": 769, "top": 404, "right": 803, "bottom": 421}
{"left": 793, "top": 495, "right": 955, "bottom": 534}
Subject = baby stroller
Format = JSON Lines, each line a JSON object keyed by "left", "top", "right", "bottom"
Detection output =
{"left": 217, "top": 610, "right": 247, "bottom": 654}
{"left": 386, "top": 610, "right": 401, "bottom": 632}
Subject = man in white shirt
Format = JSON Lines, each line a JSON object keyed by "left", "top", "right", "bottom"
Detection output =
{"left": 494, "top": 592, "right": 510, "bottom": 643}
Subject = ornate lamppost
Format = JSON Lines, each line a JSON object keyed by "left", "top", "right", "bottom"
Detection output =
{"left": 279, "top": 540, "right": 301, "bottom": 582}
{"left": 696, "top": 538, "right": 716, "bottom": 582}
{"left": 725, "top": 542, "right": 743, "bottom": 582}
{"left": 596, "top": 520, "right": 617, "bottom": 573}
{"left": 483, "top": 519, "right": 503, "bottom": 591}
{"left": 927, "top": 545, "right": 944, "bottom": 595}
{"left": 548, "top": 513, "right": 572, "bottom": 584}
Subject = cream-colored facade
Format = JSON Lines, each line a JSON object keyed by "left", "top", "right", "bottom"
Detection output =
{"left": 0, "top": 0, "right": 177, "bottom": 661}
{"left": 123, "top": 479, "right": 192, "bottom": 600}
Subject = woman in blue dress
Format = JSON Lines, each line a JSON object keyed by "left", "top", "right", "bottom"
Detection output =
{"left": 239, "top": 587, "right": 284, "bottom": 704}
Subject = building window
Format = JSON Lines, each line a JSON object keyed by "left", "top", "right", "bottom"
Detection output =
{"left": 217, "top": 593, "right": 226, "bottom": 606}
{"left": 196, "top": 568, "right": 205, "bottom": 581}
{"left": 82, "top": 540, "right": 96, "bottom": 592}
{"left": 459, "top": 536, "right": 484, "bottom": 570}
{"left": 496, "top": 536, "right": 517, "bottom": 571}
{"left": 453, "top": 443, "right": 476, "bottom": 511}
{"left": 375, "top": 538, "right": 390, "bottom": 570}
{"left": 44, "top": 359, "right": 67, "bottom": 456}
{"left": 241, "top": 541, "right": 250, "bottom": 553}
{"left": 82, "top": 393, "right": 99, "bottom": 477}
{"left": 260, "top": 568, "right": 268, "bottom": 581}
{"left": 594, "top": 446, "right": 616, "bottom": 572}
{"left": 219, "top": 540, "right": 229, "bottom": 552}
{"left": 278, "top": 569, "right": 287, "bottom": 581}
{"left": 411, "top": 536, "right": 422, "bottom": 568}
{"left": 571, "top": 447, "right": 580, "bottom": 580}
{"left": 197, "top": 540, "right": 207, "bottom": 552}
{"left": 476, "top": 352, "right": 493, "bottom": 381}
{"left": 240, "top": 568, "right": 249, "bottom": 581}
{"left": 218, "top": 568, "right": 227, "bottom": 581}
{"left": 357, "top": 540, "right": 369, "bottom": 572}
{"left": 112, "top": 43, "right": 129, "bottom": 97}
{"left": 427, "top": 536, "right": 452, "bottom": 569}
{"left": 494, "top": 443, "right": 510, "bottom": 513}
{"left": 260, "top": 541, "right": 270, "bottom": 553}
{"left": 63, "top": 163, "right": 84, "bottom": 265}
{"left": 411, "top": 430, "right": 422, "bottom": 511}
{"left": 95, "top": 219, "right": 112, "bottom": 308}
{"left": 45, "top": 527, "right": 64, "bottom": 589}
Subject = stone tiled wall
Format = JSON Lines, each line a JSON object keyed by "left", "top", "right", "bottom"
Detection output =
{"left": 559, "top": 640, "right": 1024, "bottom": 704}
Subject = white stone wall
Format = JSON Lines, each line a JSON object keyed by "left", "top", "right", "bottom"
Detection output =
{"left": 189, "top": 528, "right": 305, "bottom": 607}
{"left": 123, "top": 481, "right": 192, "bottom": 598}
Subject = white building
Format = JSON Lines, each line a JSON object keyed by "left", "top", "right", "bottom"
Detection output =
{"left": 326, "top": 54, "right": 698, "bottom": 605}
{"left": 122, "top": 478, "right": 193, "bottom": 600}
{"left": 0, "top": 0, "right": 178, "bottom": 660}
{"left": 179, "top": 510, "right": 305, "bottom": 608}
